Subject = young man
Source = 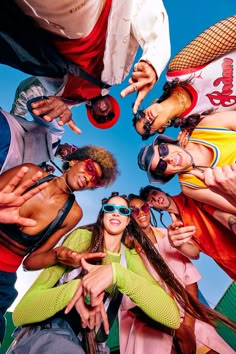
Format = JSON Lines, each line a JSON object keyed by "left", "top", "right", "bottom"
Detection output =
{"left": 0, "top": 0, "right": 170, "bottom": 117}
{"left": 139, "top": 185, "right": 236, "bottom": 281}
{"left": 138, "top": 110, "right": 236, "bottom": 214}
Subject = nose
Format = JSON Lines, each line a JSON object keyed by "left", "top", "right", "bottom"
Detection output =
{"left": 99, "top": 100, "right": 108, "bottom": 112}
{"left": 112, "top": 208, "right": 119, "bottom": 216}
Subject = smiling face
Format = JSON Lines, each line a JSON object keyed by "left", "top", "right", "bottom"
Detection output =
{"left": 65, "top": 159, "right": 103, "bottom": 191}
{"left": 147, "top": 189, "right": 170, "bottom": 210}
{"left": 129, "top": 197, "right": 151, "bottom": 230}
{"left": 150, "top": 144, "right": 193, "bottom": 176}
{"left": 92, "top": 96, "right": 113, "bottom": 117}
{"left": 103, "top": 196, "right": 130, "bottom": 237}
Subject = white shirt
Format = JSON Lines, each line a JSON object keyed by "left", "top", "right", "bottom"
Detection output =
{"left": 16, "top": 0, "right": 170, "bottom": 85}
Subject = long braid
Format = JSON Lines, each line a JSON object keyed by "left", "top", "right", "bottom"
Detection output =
{"left": 127, "top": 217, "right": 236, "bottom": 330}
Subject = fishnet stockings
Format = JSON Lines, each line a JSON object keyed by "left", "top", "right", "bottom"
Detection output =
{"left": 168, "top": 15, "right": 236, "bottom": 71}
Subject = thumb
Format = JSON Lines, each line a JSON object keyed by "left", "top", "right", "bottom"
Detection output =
{"left": 170, "top": 213, "right": 183, "bottom": 227}
{"left": 170, "top": 213, "right": 177, "bottom": 223}
{"left": 81, "top": 258, "right": 94, "bottom": 272}
{"left": 190, "top": 169, "right": 204, "bottom": 180}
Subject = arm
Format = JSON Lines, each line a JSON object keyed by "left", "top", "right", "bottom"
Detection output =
{"left": 167, "top": 214, "right": 200, "bottom": 259}
{"left": 10, "top": 76, "right": 81, "bottom": 133}
{"left": 168, "top": 15, "right": 236, "bottom": 71}
{"left": 113, "top": 258, "right": 180, "bottom": 328}
{"left": 10, "top": 76, "right": 45, "bottom": 117}
{"left": 182, "top": 185, "right": 236, "bottom": 214}
{"left": 191, "top": 165, "right": 236, "bottom": 207}
{"left": 13, "top": 229, "right": 92, "bottom": 326}
{"left": 121, "top": 0, "right": 170, "bottom": 113}
{"left": 0, "top": 166, "right": 48, "bottom": 226}
{"left": 13, "top": 264, "right": 80, "bottom": 326}
{"left": 197, "top": 110, "right": 236, "bottom": 130}
{"left": 69, "top": 252, "right": 180, "bottom": 329}
{"left": 0, "top": 163, "right": 44, "bottom": 190}
{"left": 23, "top": 203, "right": 83, "bottom": 270}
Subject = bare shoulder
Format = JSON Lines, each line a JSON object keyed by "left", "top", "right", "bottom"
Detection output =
{"left": 67, "top": 201, "right": 83, "bottom": 227}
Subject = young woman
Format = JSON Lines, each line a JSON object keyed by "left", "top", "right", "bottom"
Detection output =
{"left": 133, "top": 15, "right": 236, "bottom": 139}
{"left": 0, "top": 145, "right": 118, "bottom": 345}
{"left": 121, "top": 194, "right": 235, "bottom": 353}
{"left": 9, "top": 193, "right": 180, "bottom": 353}
{"left": 8, "top": 193, "right": 235, "bottom": 353}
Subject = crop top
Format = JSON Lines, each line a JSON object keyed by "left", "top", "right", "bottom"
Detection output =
{"left": 0, "top": 175, "right": 75, "bottom": 270}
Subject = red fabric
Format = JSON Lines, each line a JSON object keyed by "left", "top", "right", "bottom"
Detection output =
{"left": 173, "top": 193, "right": 236, "bottom": 280}
{"left": 53, "top": 0, "right": 112, "bottom": 101}
{"left": 0, "top": 245, "right": 23, "bottom": 272}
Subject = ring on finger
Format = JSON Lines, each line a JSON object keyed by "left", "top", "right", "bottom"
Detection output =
{"left": 133, "top": 84, "right": 138, "bottom": 91}
{"left": 84, "top": 294, "right": 91, "bottom": 306}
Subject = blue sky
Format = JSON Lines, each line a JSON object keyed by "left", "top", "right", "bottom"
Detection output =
{"left": 0, "top": 0, "right": 235, "bottom": 308}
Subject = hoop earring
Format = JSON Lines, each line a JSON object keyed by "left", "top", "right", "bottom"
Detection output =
{"left": 62, "top": 161, "right": 71, "bottom": 171}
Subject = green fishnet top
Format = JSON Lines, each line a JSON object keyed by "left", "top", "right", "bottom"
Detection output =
{"left": 13, "top": 229, "right": 180, "bottom": 329}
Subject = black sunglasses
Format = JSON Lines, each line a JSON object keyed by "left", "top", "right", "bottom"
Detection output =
{"left": 134, "top": 109, "right": 153, "bottom": 131}
{"left": 153, "top": 143, "right": 169, "bottom": 175}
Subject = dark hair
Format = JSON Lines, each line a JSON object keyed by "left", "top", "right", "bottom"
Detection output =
{"left": 134, "top": 79, "right": 214, "bottom": 140}
{"left": 62, "top": 145, "right": 119, "bottom": 187}
{"left": 127, "top": 193, "right": 158, "bottom": 227}
{"left": 139, "top": 185, "right": 165, "bottom": 201}
{"left": 82, "top": 192, "right": 236, "bottom": 335}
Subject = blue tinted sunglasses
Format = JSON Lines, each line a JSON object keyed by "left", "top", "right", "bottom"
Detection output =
{"left": 102, "top": 204, "right": 131, "bottom": 216}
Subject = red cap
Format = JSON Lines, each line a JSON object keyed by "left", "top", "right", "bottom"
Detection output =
{"left": 86, "top": 95, "right": 120, "bottom": 129}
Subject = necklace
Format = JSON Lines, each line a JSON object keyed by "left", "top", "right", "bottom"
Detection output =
{"left": 179, "top": 147, "right": 210, "bottom": 173}
{"left": 56, "top": 176, "right": 73, "bottom": 194}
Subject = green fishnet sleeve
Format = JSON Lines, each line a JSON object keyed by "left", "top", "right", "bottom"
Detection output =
{"left": 112, "top": 247, "right": 180, "bottom": 329}
{"left": 13, "top": 229, "right": 92, "bottom": 326}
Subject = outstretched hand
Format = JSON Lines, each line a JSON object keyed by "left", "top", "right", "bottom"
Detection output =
{"left": 0, "top": 166, "right": 48, "bottom": 226}
{"left": 31, "top": 96, "right": 81, "bottom": 134}
{"left": 168, "top": 213, "right": 196, "bottom": 248}
{"left": 121, "top": 60, "right": 157, "bottom": 114}
{"left": 191, "top": 165, "right": 236, "bottom": 207}
{"left": 65, "top": 258, "right": 113, "bottom": 312}
{"left": 55, "top": 247, "right": 107, "bottom": 267}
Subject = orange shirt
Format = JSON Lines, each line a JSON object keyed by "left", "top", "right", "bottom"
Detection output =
{"left": 173, "top": 193, "right": 236, "bottom": 280}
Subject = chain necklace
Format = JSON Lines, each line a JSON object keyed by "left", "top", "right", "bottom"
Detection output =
{"left": 56, "top": 176, "right": 73, "bottom": 194}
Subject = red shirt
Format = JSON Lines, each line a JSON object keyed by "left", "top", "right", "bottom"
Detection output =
{"left": 53, "top": 0, "right": 112, "bottom": 102}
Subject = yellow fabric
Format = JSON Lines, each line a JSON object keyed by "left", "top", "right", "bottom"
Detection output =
{"left": 197, "top": 345, "right": 211, "bottom": 354}
{"left": 179, "top": 126, "right": 236, "bottom": 189}
{"left": 13, "top": 228, "right": 180, "bottom": 329}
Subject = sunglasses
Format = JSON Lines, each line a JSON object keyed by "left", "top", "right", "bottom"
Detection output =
{"left": 134, "top": 109, "right": 153, "bottom": 132}
{"left": 102, "top": 204, "right": 131, "bottom": 216}
{"left": 83, "top": 159, "right": 102, "bottom": 187}
{"left": 153, "top": 143, "right": 169, "bottom": 176}
{"left": 131, "top": 202, "right": 150, "bottom": 218}
{"left": 94, "top": 111, "right": 115, "bottom": 124}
